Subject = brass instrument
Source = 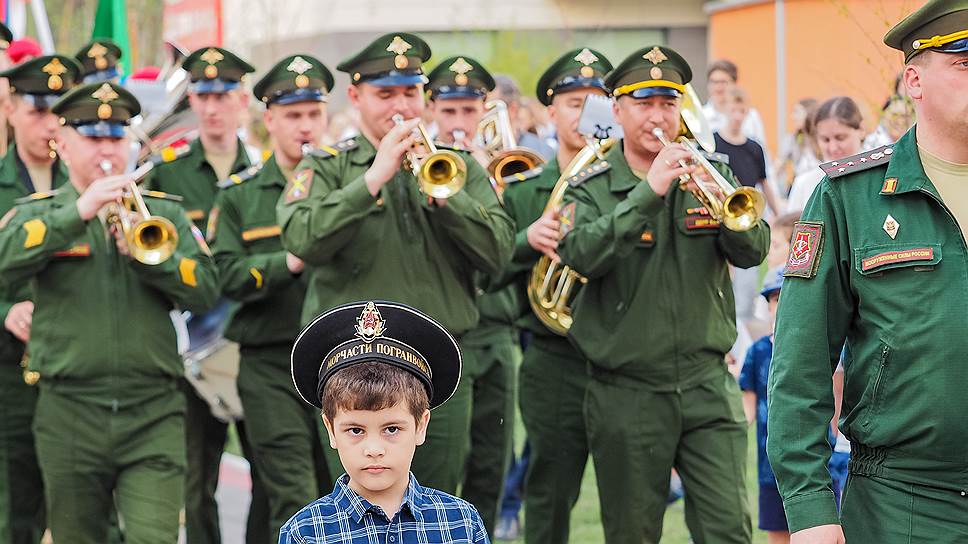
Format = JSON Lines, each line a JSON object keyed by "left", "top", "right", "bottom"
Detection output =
{"left": 478, "top": 99, "right": 545, "bottom": 190}
{"left": 652, "top": 84, "right": 765, "bottom": 232}
{"left": 128, "top": 42, "right": 196, "bottom": 162}
{"left": 527, "top": 138, "right": 617, "bottom": 335}
{"left": 393, "top": 114, "right": 466, "bottom": 198}
{"left": 100, "top": 160, "right": 179, "bottom": 265}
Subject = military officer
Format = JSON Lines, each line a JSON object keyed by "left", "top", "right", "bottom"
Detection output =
{"left": 0, "top": 81, "right": 218, "bottom": 542}
{"left": 143, "top": 45, "right": 267, "bottom": 544}
{"left": 497, "top": 47, "right": 612, "bottom": 544}
{"left": 276, "top": 32, "right": 514, "bottom": 495}
{"left": 557, "top": 46, "right": 769, "bottom": 544}
{"left": 209, "top": 53, "right": 334, "bottom": 538}
{"left": 425, "top": 55, "right": 520, "bottom": 533}
{"left": 0, "top": 53, "right": 78, "bottom": 544}
{"left": 768, "top": 2, "right": 968, "bottom": 543}
{"left": 74, "top": 39, "right": 122, "bottom": 83}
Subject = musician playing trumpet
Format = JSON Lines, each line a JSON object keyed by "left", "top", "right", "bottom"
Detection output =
{"left": 0, "top": 82, "right": 218, "bottom": 542}
{"left": 556, "top": 46, "right": 769, "bottom": 544}
{"left": 276, "top": 32, "right": 513, "bottom": 496}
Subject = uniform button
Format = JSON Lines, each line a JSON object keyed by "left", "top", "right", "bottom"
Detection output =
{"left": 389, "top": 536, "right": 395, "bottom": 542}
{"left": 376, "top": 197, "right": 384, "bottom": 207}
{"left": 961, "top": 491, "right": 966, "bottom": 497}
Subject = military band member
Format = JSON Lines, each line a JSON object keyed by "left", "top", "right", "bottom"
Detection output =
{"left": 0, "top": 82, "right": 218, "bottom": 542}
{"left": 208, "top": 53, "right": 334, "bottom": 538}
{"left": 768, "top": 2, "right": 968, "bottom": 543}
{"left": 276, "top": 32, "right": 515, "bottom": 495}
{"left": 426, "top": 55, "right": 520, "bottom": 533}
{"left": 558, "top": 46, "right": 769, "bottom": 543}
{"left": 143, "top": 45, "right": 267, "bottom": 544}
{"left": 0, "top": 51, "right": 77, "bottom": 544}
{"left": 499, "top": 47, "right": 612, "bottom": 544}
{"left": 74, "top": 39, "right": 123, "bottom": 84}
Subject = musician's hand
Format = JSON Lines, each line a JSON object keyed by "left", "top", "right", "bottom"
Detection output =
{"left": 109, "top": 221, "right": 130, "bottom": 257}
{"left": 4, "top": 301, "right": 33, "bottom": 342}
{"left": 364, "top": 118, "right": 420, "bottom": 196}
{"left": 527, "top": 208, "right": 561, "bottom": 261}
{"left": 76, "top": 174, "right": 131, "bottom": 221}
{"left": 791, "top": 525, "right": 845, "bottom": 544}
{"left": 646, "top": 143, "right": 696, "bottom": 197}
{"left": 286, "top": 253, "right": 304, "bottom": 274}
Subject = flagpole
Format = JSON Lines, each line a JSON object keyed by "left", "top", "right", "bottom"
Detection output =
{"left": 29, "top": 0, "right": 54, "bottom": 53}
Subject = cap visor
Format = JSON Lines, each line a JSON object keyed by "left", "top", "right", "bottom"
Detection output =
{"left": 629, "top": 87, "right": 681, "bottom": 99}
{"left": 432, "top": 88, "right": 486, "bottom": 100}
{"left": 74, "top": 122, "right": 127, "bottom": 138}
{"left": 82, "top": 67, "right": 120, "bottom": 84}
{"left": 22, "top": 94, "right": 59, "bottom": 110}
{"left": 189, "top": 79, "right": 241, "bottom": 94}
{"left": 269, "top": 88, "right": 327, "bottom": 106}
{"left": 366, "top": 73, "right": 428, "bottom": 87}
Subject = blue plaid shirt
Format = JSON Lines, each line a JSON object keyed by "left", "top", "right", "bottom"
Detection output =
{"left": 279, "top": 473, "right": 489, "bottom": 544}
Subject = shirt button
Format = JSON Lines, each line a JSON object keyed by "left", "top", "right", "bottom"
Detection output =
{"left": 389, "top": 536, "right": 395, "bottom": 542}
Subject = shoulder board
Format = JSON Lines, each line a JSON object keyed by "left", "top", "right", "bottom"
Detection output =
{"left": 217, "top": 164, "right": 264, "bottom": 188}
{"left": 140, "top": 189, "right": 184, "bottom": 202}
{"left": 309, "top": 137, "right": 358, "bottom": 159}
{"left": 148, "top": 143, "right": 193, "bottom": 166}
{"left": 503, "top": 166, "right": 544, "bottom": 185}
{"left": 567, "top": 160, "right": 611, "bottom": 187}
{"left": 14, "top": 189, "right": 61, "bottom": 204}
{"left": 821, "top": 144, "right": 894, "bottom": 179}
{"left": 701, "top": 150, "right": 730, "bottom": 165}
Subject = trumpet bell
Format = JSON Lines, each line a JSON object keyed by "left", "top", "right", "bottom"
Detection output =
{"left": 722, "top": 186, "right": 766, "bottom": 232}
{"left": 487, "top": 148, "right": 545, "bottom": 188}
{"left": 128, "top": 216, "right": 179, "bottom": 265}
{"left": 419, "top": 149, "right": 467, "bottom": 199}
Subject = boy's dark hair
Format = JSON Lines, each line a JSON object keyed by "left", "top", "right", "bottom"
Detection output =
{"left": 321, "top": 361, "right": 429, "bottom": 423}
{"left": 707, "top": 59, "right": 739, "bottom": 82}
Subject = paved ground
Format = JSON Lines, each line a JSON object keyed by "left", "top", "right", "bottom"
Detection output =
{"left": 177, "top": 453, "right": 252, "bottom": 544}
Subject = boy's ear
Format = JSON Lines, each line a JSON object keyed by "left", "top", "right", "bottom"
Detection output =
{"left": 414, "top": 409, "right": 431, "bottom": 446}
{"left": 322, "top": 413, "right": 338, "bottom": 449}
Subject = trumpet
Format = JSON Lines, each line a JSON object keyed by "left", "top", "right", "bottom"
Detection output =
{"left": 392, "top": 114, "right": 466, "bottom": 199}
{"left": 478, "top": 100, "right": 545, "bottom": 191}
{"left": 101, "top": 160, "right": 179, "bottom": 265}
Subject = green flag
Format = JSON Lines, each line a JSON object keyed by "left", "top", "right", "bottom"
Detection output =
{"left": 91, "top": 0, "right": 131, "bottom": 75}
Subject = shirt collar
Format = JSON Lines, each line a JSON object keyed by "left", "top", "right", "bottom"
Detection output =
{"left": 350, "top": 134, "right": 378, "bottom": 166}
{"left": 882, "top": 126, "right": 935, "bottom": 197}
{"left": 190, "top": 136, "right": 252, "bottom": 173}
{"left": 332, "top": 472, "right": 426, "bottom": 524}
{"left": 608, "top": 139, "right": 640, "bottom": 193}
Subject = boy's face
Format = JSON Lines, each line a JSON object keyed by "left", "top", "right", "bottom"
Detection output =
{"left": 768, "top": 293, "right": 780, "bottom": 323}
{"left": 324, "top": 401, "right": 430, "bottom": 496}
{"left": 767, "top": 228, "right": 792, "bottom": 269}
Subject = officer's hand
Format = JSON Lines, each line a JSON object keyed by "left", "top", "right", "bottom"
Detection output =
{"left": 527, "top": 208, "right": 561, "bottom": 261}
{"left": 286, "top": 253, "right": 304, "bottom": 274}
{"left": 647, "top": 143, "right": 697, "bottom": 197}
{"left": 791, "top": 524, "right": 845, "bottom": 544}
{"left": 364, "top": 118, "right": 420, "bottom": 196}
{"left": 109, "top": 221, "right": 131, "bottom": 257}
{"left": 76, "top": 174, "right": 132, "bottom": 221}
{"left": 4, "top": 300, "right": 33, "bottom": 342}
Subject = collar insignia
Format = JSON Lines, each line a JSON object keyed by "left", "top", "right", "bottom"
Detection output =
{"left": 355, "top": 301, "right": 386, "bottom": 343}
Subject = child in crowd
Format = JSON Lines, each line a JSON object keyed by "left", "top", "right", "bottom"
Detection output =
{"left": 281, "top": 301, "right": 489, "bottom": 543}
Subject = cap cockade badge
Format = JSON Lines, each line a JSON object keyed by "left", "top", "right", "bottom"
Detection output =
{"left": 355, "top": 301, "right": 386, "bottom": 343}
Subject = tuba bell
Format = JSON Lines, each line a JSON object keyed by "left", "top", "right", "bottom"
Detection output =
{"left": 527, "top": 138, "right": 616, "bottom": 335}
{"left": 478, "top": 99, "right": 545, "bottom": 192}
{"left": 393, "top": 114, "right": 466, "bottom": 198}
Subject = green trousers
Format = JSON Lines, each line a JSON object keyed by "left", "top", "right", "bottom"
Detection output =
{"left": 237, "top": 345, "right": 332, "bottom": 538}
{"left": 0, "top": 368, "right": 43, "bottom": 544}
{"left": 461, "top": 327, "right": 519, "bottom": 533}
{"left": 841, "top": 474, "right": 968, "bottom": 542}
{"left": 322, "top": 343, "right": 474, "bottom": 495}
{"left": 33, "top": 385, "right": 186, "bottom": 544}
{"left": 519, "top": 334, "right": 589, "bottom": 544}
{"left": 586, "top": 368, "right": 751, "bottom": 544}
{"left": 183, "top": 381, "right": 270, "bottom": 544}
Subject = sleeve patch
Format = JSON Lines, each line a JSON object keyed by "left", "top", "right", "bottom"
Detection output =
{"left": 179, "top": 257, "right": 198, "bottom": 287}
{"left": 23, "top": 219, "right": 46, "bottom": 248}
{"left": 284, "top": 169, "right": 313, "bottom": 204}
{"left": 249, "top": 267, "right": 264, "bottom": 289}
{"left": 559, "top": 202, "right": 576, "bottom": 237}
{"left": 784, "top": 221, "right": 824, "bottom": 278}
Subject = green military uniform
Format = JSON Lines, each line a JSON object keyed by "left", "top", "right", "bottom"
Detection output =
{"left": 496, "top": 47, "right": 613, "bottom": 544}
{"left": 0, "top": 53, "right": 75, "bottom": 544}
{"left": 74, "top": 39, "right": 122, "bottom": 83}
{"left": 0, "top": 82, "right": 219, "bottom": 543}
{"left": 768, "top": 3, "right": 968, "bottom": 540}
{"left": 143, "top": 46, "right": 268, "bottom": 544}
{"left": 277, "top": 32, "right": 515, "bottom": 496}
{"left": 208, "top": 54, "right": 335, "bottom": 538}
{"left": 426, "top": 55, "right": 519, "bottom": 532}
{"left": 558, "top": 46, "right": 768, "bottom": 544}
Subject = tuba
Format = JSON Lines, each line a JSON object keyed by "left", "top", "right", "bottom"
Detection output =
{"left": 478, "top": 100, "right": 546, "bottom": 191}
{"left": 127, "top": 41, "right": 196, "bottom": 162}
{"left": 654, "top": 84, "right": 765, "bottom": 232}
{"left": 101, "top": 160, "right": 179, "bottom": 265}
{"left": 393, "top": 114, "right": 466, "bottom": 198}
{"left": 527, "top": 138, "right": 616, "bottom": 335}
